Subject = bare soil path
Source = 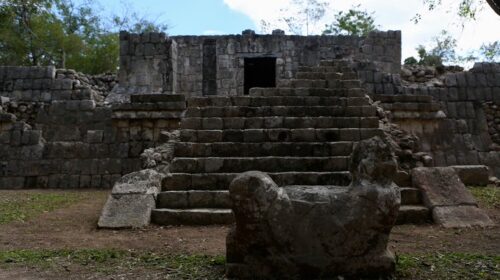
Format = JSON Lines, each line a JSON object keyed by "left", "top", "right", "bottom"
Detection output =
{"left": 0, "top": 189, "right": 498, "bottom": 279}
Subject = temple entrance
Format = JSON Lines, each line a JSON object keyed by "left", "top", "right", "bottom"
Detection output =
{"left": 244, "top": 57, "right": 276, "bottom": 95}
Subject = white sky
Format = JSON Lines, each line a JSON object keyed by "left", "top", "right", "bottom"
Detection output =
{"left": 223, "top": 0, "right": 500, "bottom": 61}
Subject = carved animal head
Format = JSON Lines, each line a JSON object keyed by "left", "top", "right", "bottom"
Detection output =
{"left": 350, "top": 136, "right": 398, "bottom": 186}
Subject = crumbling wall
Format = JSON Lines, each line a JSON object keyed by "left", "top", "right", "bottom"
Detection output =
{"left": 358, "top": 62, "right": 500, "bottom": 176}
{"left": 118, "top": 30, "right": 401, "bottom": 97}
{"left": 0, "top": 66, "right": 181, "bottom": 189}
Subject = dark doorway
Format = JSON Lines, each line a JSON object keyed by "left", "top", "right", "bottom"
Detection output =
{"left": 244, "top": 57, "right": 276, "bottom": 95}
{"left": 202, "top": 39, "right": 217, "bottom": 95}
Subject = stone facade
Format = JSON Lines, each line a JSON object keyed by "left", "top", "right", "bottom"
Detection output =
{"left": 118, "top": 30, "right": 402, "bottom": 96}
{"left": 0, "top": 66, "right": 182, "bottom": 189}
{"left": 1, "top": 30, "right": 499, "bottom": 192}
{"left": 361, "top": 62, "right": 500, "bottom": 176}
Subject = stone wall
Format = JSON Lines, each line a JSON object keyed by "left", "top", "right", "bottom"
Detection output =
{"left": 484, "top": 101, "right": 500, "bottom": 146}
{"left": 118, "top": 30, "right": 401, "bottom": 97}
{"left": 0, "top": 66, "right": 181, "bottom": 189}
{"left": 118, "top": 32, "right": 172, "bottom": 94}
{"left": 360, "top": 62, "right": 500, "bottom": 176}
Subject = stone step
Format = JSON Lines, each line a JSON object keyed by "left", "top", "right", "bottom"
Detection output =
{"left": 184, "top": 105, "right": 376, "bottom": 118}
{"left": 395, "top": 205, "right": 431, "bottom": 225}
{"left": 181, "top": 117, "right": 379, "bottom": 130}
{"left": 171, "top": 156, "right": 350, "bottom": 173}
{"left": 113, "top": 102, "right": 187, "bottom": 111}
{"left": 157, "top": 190, "right": 230, "bottom": 209}
{"left": 327, "top": 80, "right": 362, "bottom": 89}
{"left": 130, "top": 94, "right": 185, "bottom": 103}
{"left": 380, "top": 103, "right": 441, "bottom": 112}
{"left": 295, "top": 71, "right": 358, "bottom": 80}
{"left": 277, "top": 79, "right": 326, "bottom": 88}
{"left": 174, "top": 142, "right": 354, "bottom": 157}
{"left": 400, "top": 187, "right": 422, "bottom": 205}
{"left": 372, "top": 94, "right": 433, "bottom": 103}
{"left": 319, "top": 60, "right": 352, "bottom": 67}
{"left": 249, "top": 87, "right": 366, "bottom": 97}
{"left": 180, "top": 128, "right": 384, "bottom": 143}
{"left": 277, "top": 79, "right": 362, "bottom": 89}
{"left": 188, "top": 95, "right": 365, "bottom": 107}
{"left": 156, "top": 186, "right": 422, "bottom": 210}
{"left": 151, "top": 208, "right": 233, "bottom": 225}
{"left": 162, "top": 172, "right": 352, "bottom": 191}
{"left": 297, "top": 66, "right": 352, "bottom": 73}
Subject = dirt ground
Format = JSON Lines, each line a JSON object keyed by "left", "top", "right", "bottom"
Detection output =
{"left": 0, "top": 189, "right": 498, "bottom": 279}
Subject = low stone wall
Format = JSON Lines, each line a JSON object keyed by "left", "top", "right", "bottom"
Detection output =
{"left": 0, "top": 66, "right": 181, "bottom": 189}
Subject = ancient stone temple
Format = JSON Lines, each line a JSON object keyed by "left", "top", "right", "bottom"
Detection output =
{"left": 0, "top": 30, "right": 498, "bottom": 230}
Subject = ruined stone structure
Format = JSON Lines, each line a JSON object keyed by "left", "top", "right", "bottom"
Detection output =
{"left": 226, "top": 137, "right": 400, "bottom": 279}
{"left": 0, "top": 30, "right": 498, "bottom": 228}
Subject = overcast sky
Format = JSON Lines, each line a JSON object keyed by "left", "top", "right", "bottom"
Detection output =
{"left": 91, "top": 0, "right": 500, "bottom": 61}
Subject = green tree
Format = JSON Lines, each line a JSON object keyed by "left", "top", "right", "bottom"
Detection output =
{"left": 279, "top": 0, "right": 329, "bottom": 35}
{"left": 322, "top": 5, "right": 378, "bottom": 36}
{"left": 414, "top": 0, "right": 500, "bottom": 23}
{"left": 404, "top": 31, "right": 457, "bottom": 66}
{"left": 479, "top": 41, "right": 500, "bottom": 62}
{"left": 0, "top": 0, "right": 169, "bottom": 74}
{"left": 0, "top": 0, "right": 69, "bottom": 66}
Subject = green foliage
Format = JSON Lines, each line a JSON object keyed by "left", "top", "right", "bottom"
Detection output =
{"left": 411, "top": 30, "right": 459, "bottom": 66}
{"left": 0, "top": 192, "right": 92, "bottom": 225}
{"left": 0, "top": 0, "right": 168, "bottom": 74}
{"left": 0, "top": 249, "right": 226, "bottom": 279}
{"left": 323, "top": 5, "right": 378, "bottom": 36}
{"left": 469, "top": 186, "right": 500, "bottom": 208}
{"left": 414, "top": 0, "right": 485, "bottom": 23}
{"left": 396, "top": 253, "right": 500, "bottom": 279}
{"left": 279, "top": 0, "right": 330, "bottom": 35}
{"left": 479, "top": 41, "right": 500, "bottom": 62}
{"left": 404, "top": 57, "right": 418, "bottom": 65}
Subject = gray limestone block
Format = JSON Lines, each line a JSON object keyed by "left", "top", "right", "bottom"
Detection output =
{"left": 87, "top": 130, "right": 104, "bottom": 143}
{"left": 144, "top": 43, "right": 155, "bottom": 56}
{"left": 0, "top": 177, "right": 25, "bottom": 189}
{"left": 98, "top": 193, "right": 156, "bottom": 228}
{"left": 444, "top": 73, "right": 457, "bottom": 87}
{"left": 111, "top": 169, "right": 163, "bottom": 195}
{"left": 433, "top": 205, "right": 494, "bottom": 228}
{"left": 412, "top": 167, "right": 477, "bottom": 208}
{"left": 79, "top": 100, "right": 96, "bottom": 111}
{"left": 452, "top": 165, "right": 490, "bottom": 186}
{"left": 456, "top": 72, "right": 467, "bottom": 87}
{"left": 475, "top": 74, "right": 488, "bottom": 87}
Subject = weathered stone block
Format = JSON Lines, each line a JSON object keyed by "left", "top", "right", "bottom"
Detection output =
{"left": 433, "top": 205, "right": 493, "bottom": 228}
{"left": 451, "top": 165, "right": 490, "bottom": 186}
{"left": 226, "top": 137, "right": 400, "bottom": 279}
{"left": 87, "top": 130, "right": 104, "bottom": 143}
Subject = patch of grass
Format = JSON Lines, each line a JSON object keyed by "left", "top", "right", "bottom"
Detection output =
{"left": 396, "top": 253, "right": 500, "bottom": 280}
{"left": 469, "top": 186, "right": 500, "bottom": 209}
{"left": 0, "top": 249, "right": 226, "bottom": 279}
{"left": 0, "top": 192, "right": 93, "bottom": 225}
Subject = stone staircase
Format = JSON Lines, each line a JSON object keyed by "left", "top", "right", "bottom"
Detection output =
{"left": 152, "top": 60, "right": 431, "bottom": 225}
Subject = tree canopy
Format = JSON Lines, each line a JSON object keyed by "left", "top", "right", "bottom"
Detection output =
{"left": 322, "top": 5, "right": 378, "bottom": 36}
{"left": 0, "top": 0, "right": 167, "bottom": 74}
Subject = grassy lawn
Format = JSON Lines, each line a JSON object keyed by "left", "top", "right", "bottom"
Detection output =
{"left": 0, "top": 188, "right": 497, "bottom": 279}
{"left": 469, "top": 186, "right": 500, "bottom": 209}
{"left": 0, "top": 249, "right": 498, "bottom": 279}
{"left": 0, "top": 191, "right": 94, "bottom": 225}
{"left": 0, "top": 249, "right": 226, "bottom": 279}
{"left": 396, "top": 253, "right": 499, "bottom": 280}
